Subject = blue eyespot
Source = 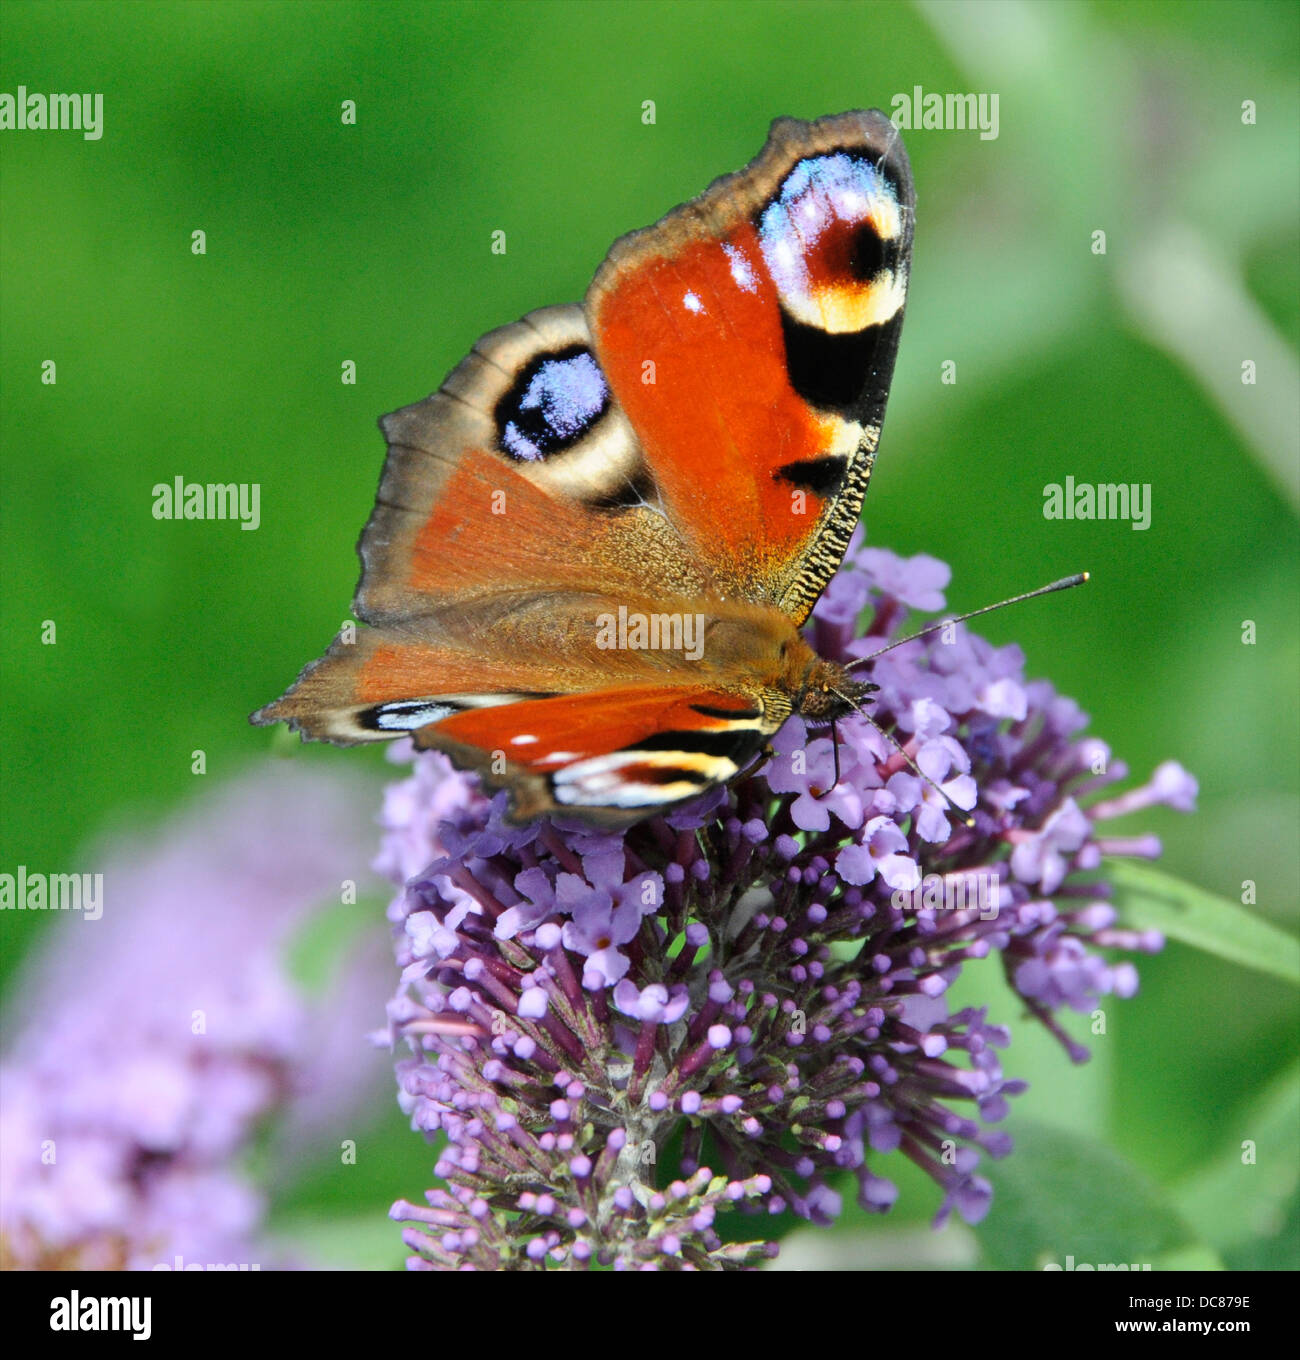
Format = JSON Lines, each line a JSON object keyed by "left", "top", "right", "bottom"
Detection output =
{"left": 497, "top": 346, "right": 610, "bottom": 462}
{"left": 756, "top": 151, "right": 907, "bottom": 337}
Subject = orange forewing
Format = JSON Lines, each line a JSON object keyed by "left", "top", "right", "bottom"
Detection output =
{"left": 590, "top": 223, "right": 834, "bottom": 595}
{"left": 400, "top": 451, "right": 621, "bottom": 602}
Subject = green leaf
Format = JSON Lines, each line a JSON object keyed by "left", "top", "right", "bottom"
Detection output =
{"left": 975, "top": 1121, "right": 1199, "bottom": 1270}
{"left": 1173, "top": 1063, "right": 1300, "bottom": 1253}
{"left": 1108, "top": 861, "right": 1300, "bottom": 985}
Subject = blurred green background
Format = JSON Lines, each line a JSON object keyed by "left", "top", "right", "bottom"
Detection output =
{"left": 2, "top": 0, "right": 1296, "bottom": 1269}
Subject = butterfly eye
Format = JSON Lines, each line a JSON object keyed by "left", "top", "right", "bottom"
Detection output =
{"left": 496, "top": 345, "right": 611, "bottom": 462}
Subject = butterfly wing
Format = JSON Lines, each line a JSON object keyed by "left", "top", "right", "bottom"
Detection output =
{"left": 255, "top": 593, "right": 795, "bottom": 823}
{"left": 412, "top": 685, "right": 776, "bottom": 826}
{"left": 293, "top": 108, "right": 912, "bottom": 636}
{"left": 587, "top": 108, "right": 913, "bottom": 622}
{"left": 253, "top": 298, "right": 718, "bottom": 746}
{"left": 350, "top": 305, "right": 706, "bottom": 626}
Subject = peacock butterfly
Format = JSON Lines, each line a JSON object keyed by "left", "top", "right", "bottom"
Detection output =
{"left": 253, "top": 110, "right": 915, "bottom": 825}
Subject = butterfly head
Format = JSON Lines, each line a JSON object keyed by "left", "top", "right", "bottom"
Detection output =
{"left": 794, "top": 656, "right": 878, "bottom": 725}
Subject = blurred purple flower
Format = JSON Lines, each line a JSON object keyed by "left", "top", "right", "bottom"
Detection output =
{"left": 0, "top": 766, "right": 386, "bottom": 1270}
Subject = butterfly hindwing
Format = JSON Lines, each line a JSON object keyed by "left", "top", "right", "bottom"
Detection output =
{"left": 411, "top": 685, "right": 780, "bottom": 826}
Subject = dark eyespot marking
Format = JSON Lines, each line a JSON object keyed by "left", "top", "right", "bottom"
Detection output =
{"left": 849, "top": 223, "right": 887, "bottom": 281}
{"left": 495, "top": 345, "right": 610, "bottom": 462}
{"left": 780, "top": 311, "right": 889, "bottom": 415}
{"left": 775, "top": 453, "right": 849, "bottom": 497}
{"left": 756, "top": 149, "right": 908, "bottom": 348}
{"left": 631, "top": 729, "right": 763, "bottom": 762}
{"left": 588, "top": 467, "right": 657, "bottom": 512}
{"left": 360, "top": 699, "right": 460, "bottom": 732}
{"left": 690, "top": 702, "right": 762, "bottom": 721}
{"left": 360, "top": 692, "right": 562, "bottom": 733}
{"left": 756, "top": 152, "right": 901, "bottom": 282}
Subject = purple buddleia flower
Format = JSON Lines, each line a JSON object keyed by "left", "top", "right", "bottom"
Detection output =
{"left": 380, "top": 545, "right": 1194, "bottom": 1269}
{"left": 0, "top": 766, "right": 388, "bottom": 1270}
{"left": 561, "top": 885, "right": 641, "bottom": 988}
{"left": 835, "top": 815, "right": 921, "bottom": 889}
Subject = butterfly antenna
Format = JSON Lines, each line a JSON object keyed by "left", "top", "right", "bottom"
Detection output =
{"left": 844, "top": 573, "right": 1089, "bottom": 672}
{"left": 826, "top": 686, "right": 976, "bottom": 829}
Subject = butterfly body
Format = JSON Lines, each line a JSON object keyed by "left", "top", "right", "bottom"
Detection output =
{"left": 254, "top": 111, "right": 913, "bottom": 825}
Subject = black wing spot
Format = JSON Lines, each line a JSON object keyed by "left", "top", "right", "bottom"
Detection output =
{"left": 775, "top": 454, "right": 849, "bottom": 497}
{"left": 690, "top": 702, "right": 761, "bottom": 721}
{"left": 359, "top": 699, "right": 460, "bottom": 732}
{"left": 588, "top": 467, "right": 657, "bottom": 512}
{"left": 780, "top": 311, "right": 891, "bottom": 416}
{"left": 849, "top": 223, "right": 887, "bottom": 281}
